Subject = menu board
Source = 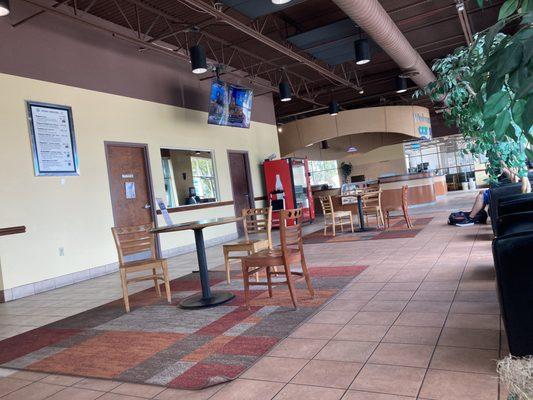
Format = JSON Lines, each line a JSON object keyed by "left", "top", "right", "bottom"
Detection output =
{"left": 27, "top": 101, "right": 79, "bottom": 176}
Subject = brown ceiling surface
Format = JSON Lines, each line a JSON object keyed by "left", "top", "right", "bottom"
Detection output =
{"left": 16, "top": 0, "right": 503, "bottom": 124}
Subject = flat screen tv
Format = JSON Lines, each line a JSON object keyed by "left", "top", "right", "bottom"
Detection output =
{"left": 208, "top": 80, "right": 253, "bottom": 128}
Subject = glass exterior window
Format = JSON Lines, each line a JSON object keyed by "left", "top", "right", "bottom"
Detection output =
{"left": 191, "top": 156, "right": 217, "bottom": 200}
{"left": 308, "top": 160, "right": 340, "bottom": 188}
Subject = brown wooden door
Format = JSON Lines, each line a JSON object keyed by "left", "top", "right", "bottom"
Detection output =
{"left": 105, "top": 143, "right": 154, "bottom": 228}
{"left": 228, "top": 151, "right": 254, "bottom": 236}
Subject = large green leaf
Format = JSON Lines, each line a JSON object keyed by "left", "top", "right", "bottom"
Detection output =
{"left": 516, "top": 75, "right": 533, "bottom": 99}
{"left": 512, "top": 99, "right": 526, "bottom": 127}
{"left": 494, "top": 110, "right": 512, "bottom": 137}
{"left": 495, "top": 42, "right": 524, "bottom": 77}
{"left": 524, "top": 96, "right": 533, "bottom": 134}
{"left": 484, "top": 92, "right": 510, "bottom": 117}
{"left": 483, "top": 20, "right": 505, "bottom": 56}
{"left": 486, "top": 74, "right": 505, "bottom": 96}
{"left": 499, "top": 0, "right": 519, "bottom": 20}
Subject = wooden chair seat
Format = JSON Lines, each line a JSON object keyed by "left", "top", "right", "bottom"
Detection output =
{"left": 223, "top": 207, "right": 272, "bottom": 283}
{"left": 112, "top": 224, "right": 171, "bottom": 313}
{"left": 242, "top": 247, "right": 301, "bottom": 265}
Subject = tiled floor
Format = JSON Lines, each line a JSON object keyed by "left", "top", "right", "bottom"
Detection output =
{"left": 0, "top": 191, "right": 510, "bottom": 399}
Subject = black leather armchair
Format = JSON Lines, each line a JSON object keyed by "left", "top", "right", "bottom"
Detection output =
{"left": 492, "top": 230, "right": 533, "bottom": 356}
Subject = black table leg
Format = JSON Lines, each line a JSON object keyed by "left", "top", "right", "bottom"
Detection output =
{"left": 179, "top": 228, "right": 235, "bottom": 309}
{"left": 356, "top": 194, "right": 366, "bottom": 232}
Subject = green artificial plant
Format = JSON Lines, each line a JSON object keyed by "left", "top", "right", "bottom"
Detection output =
{"left": 415, "top": 0, "right": 533, "bottom": 192}
{"left": 340, "top": 162, "right": 352, "bottom": 183}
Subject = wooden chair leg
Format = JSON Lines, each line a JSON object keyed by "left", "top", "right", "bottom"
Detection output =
{"left": 340, "top": 218, "right": 344, "bottom": 232}
{"left": 332, "top": 219, "right": 336, "bottom": 237}
{"left": 223, "top": 248, "right": 231, "bottom": 284}
{"left": 250, "top": 250, "right": 259, "bottom": 282}
{"left": 323, "top": 219, "right": 327, "bottom": 236}
{"left": 300, "top": 254, "right": 314, "bottom": 298}
{"left": 284, "top": 263, "right": 298, "bottom": 309}
{"left": 266, "top": 267, "right": 273, "bottom": 298}
{"left": 162, "top": 261, "right": 172, "bottom": 304}
{"left": 152, "top": 268, "right": 161, "bottom": 297}
{"left": 349, "top": 213, "right": 354, "bottom": 232}
{"left": 241, "top": 260, "right": 251, "bottom": 310}
{"left": 119, "top": 268, "right": 130, "bottom": 313}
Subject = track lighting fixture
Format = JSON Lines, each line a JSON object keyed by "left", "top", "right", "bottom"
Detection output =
{"left": 395, "top": 76, "right": 408, "bottom": 93}
{"left": 0, "top": 0, "right": 10, "bottom": 16}
{"left": 189, "top": 45, "right": 207, "bottom": 74}
{"left": 279, "top": 81, "right": 292, "bottom": 102}
{"left": 328, "top": 101, "right": 339, "bottom": 116}
{"left": 354, "top": 38, "right": 371, "bottom": 65}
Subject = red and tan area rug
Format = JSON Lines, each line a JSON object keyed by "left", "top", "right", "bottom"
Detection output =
{"left": 303, "top": 217, "right": 433, "bottom": 244}
{"left": 0, "top": 265, "right": 366, "bottom": 389}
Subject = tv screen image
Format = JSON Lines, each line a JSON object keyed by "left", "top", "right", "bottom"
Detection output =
{"left": 207, "top": 80, "right": 253, "bottom": 128}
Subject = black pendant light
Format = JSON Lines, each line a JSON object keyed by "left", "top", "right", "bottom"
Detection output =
{"left": 395, "top": 76, "right": 408, "bottom": 93}
{"left": 328, "top": 101, "right": 339, "bottom": 116}
{"left": 279, "top": 81, "right": 292, "bottom": 102}
{"left": 0, "top": 0, "right": 10, "bottom": 16}
{"left": 354, "top": 38, "right": 370, "bottom": 65}
{"left": 189, "top": 45, "right": 207, "bottom": 74}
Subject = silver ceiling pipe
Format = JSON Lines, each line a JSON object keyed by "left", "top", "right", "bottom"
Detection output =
{"left": 331, "top": 0, "right": 436, "bottom": 88}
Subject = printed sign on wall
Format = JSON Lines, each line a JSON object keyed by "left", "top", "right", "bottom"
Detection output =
{"left": 26, "top": 101, "right": 79, "bottom": 176}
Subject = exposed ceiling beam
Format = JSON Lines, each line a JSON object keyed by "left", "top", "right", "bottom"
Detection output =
{"left": 176, "top": 0, "right": 361, "bottom": 92}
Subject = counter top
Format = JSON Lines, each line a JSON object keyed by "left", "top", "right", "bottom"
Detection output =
{"left": 379, "top": 172, "right": 441, "bottom": 183}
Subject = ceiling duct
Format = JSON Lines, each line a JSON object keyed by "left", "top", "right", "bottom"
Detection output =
{"left": 331, "top": 0, "right": 436, "bottom": 88}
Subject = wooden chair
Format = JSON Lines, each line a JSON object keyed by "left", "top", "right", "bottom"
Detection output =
{"left": 240, "top": 209, "right": 314, "bottom": 310}
{"left": 111, "top": 224, "right": 171, "bottom": 312}
{"left": 319, "top": 195, "right": 354, "bottom": 236}
{"left": 385, "top": 185, "right": 414, "bottom": 229}
{"left": 223, "top": 207, "right": 273, "bottom": 283}
{"left": 362, "top": 188, "right": 385, "bottom": 229}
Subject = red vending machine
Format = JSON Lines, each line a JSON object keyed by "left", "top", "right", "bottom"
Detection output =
{"left": 263, "top": 158, "right": 315, "bottom": 227}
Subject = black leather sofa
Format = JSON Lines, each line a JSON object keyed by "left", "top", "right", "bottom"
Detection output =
{"left": 493, "top": 228, "right": 533, "bottom": 356}
{"left": 490, "top": 178, "right": 533, "bottom": 356}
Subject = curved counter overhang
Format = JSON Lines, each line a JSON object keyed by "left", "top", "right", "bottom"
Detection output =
{"left": 279, "top": 105, "right": 431, "bottom": 156}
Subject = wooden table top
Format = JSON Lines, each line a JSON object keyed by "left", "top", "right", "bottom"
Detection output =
{"left": 151, "top": 216, "right": 242, "bottom": 234}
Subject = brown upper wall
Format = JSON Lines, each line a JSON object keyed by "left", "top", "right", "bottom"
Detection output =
{"left": 0, "top": 12, "right": 275, "bottom": 125}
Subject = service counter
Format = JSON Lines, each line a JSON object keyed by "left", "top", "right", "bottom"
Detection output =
{"left": 379, "top": 172, "right": 447, "bottom": 210}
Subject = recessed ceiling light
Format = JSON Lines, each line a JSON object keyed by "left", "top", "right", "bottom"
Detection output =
{"left": 359, "top": 89, "right": 364, "bottom": 95}
{"left": 0, "top": 0, "right": 10, "bottom": 16}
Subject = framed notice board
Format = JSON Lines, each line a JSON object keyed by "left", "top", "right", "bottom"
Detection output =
{"left": 26, "top": 101, "right": 79, "bottom": 176}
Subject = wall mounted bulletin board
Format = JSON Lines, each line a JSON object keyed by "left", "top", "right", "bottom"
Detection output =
{"left": 26, "top": 101, "right": 79, "bottom": 176}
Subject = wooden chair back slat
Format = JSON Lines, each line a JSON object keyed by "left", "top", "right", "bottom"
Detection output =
{"left": 280, "top": 209, "right": 303, "bottom": 253}
{"left": 319, "top": 196, "right": 334, "bottom": 215}
{"left": 242, "top": 207, "right": 272, "bottom": 247}
{"left": 112, "top": 223, "right": 157, "bottom": 265}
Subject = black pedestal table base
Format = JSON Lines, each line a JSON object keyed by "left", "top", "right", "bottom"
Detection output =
{"left": 178, "top": 227, "right": 234, "bottom": 309}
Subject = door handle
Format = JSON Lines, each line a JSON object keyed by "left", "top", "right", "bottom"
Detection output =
{"left": 143, "top": 204, "right": 151, "bottom": 209}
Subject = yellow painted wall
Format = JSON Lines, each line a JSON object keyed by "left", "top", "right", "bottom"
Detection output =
{"left": 0, "top": 73, "right": 279, "bottom": 290}
{"left": 340, "top": 144, "right": 407, "bottom": 180}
